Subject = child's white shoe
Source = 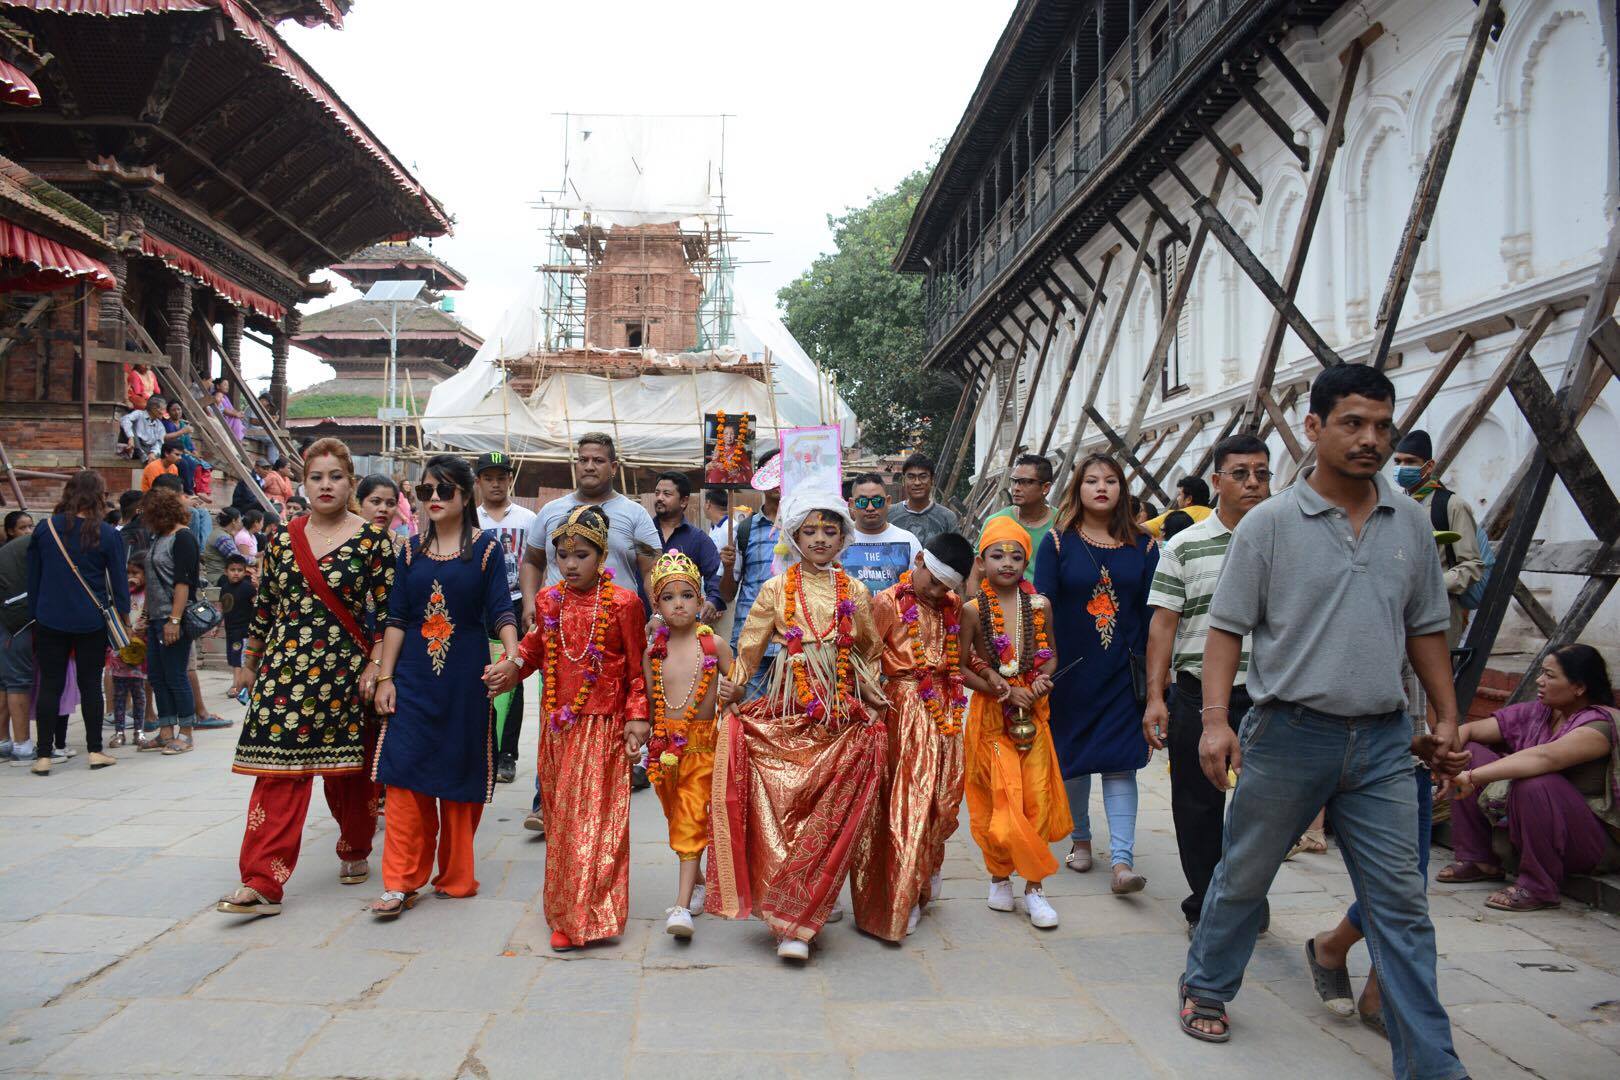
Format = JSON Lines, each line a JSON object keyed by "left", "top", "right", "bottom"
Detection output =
{"left": 1019, "top": 888, "right": 1060, "bottom": 929}
{"left": 776, "top": 938, "right": 810, "bottom": 962}
{"left": 987, "top": 879, "right": 1015, "bottom": 912}
{"left": 905, "top": 904, "right": 921, "bottom": 936}
{"left": 688, "top": 882, "right": 706, "bottom": 915}
{"left": 665, "top": 906, "right": 694, "bottom": 939}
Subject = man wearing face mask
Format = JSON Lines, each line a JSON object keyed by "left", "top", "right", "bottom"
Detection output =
{"left": 1390, "top": 430, "right": 1483, "bottom": 645}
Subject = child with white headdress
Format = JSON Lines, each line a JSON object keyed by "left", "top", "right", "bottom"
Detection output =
{"left": 705, "top": 487, "right": 888, "bottom": 962}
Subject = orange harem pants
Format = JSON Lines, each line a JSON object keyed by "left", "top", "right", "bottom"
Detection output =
{"left": 963, "top": 690, "right": 1072, "bottom": 882}
{"left": 653, "top": 720, "right": 715, "bottom": 860}
{"left": 381, "top": 787, "right": 484, "bottom": 897}
{"left": 238, "top": 772, "right": 377, "bottom": 903}
{"left": 852, "top": 681, "right": 965, "bottom": 941}
{"left": 540, "top": 714, "right": 631, "bottom": 945}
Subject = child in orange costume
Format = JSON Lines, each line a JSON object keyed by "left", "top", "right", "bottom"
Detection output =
{"left": 485, "top": 505, "right": 649, "bottom": 952}
{"left": 957, "top": 515, "right": 1071, "bottom": 930}
{"left": 643, "top": 551, "right": 741, "bottom": 941}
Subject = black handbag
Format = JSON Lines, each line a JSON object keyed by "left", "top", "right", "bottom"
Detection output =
{"left": 180, "top": 596, "right": 222, "bottom": 640}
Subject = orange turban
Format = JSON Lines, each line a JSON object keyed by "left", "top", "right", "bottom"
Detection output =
{"left": 977, "top": 515, "right": 1032, "bottom": 560}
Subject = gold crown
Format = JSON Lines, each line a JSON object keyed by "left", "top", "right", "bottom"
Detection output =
{"left": 649, "top": 550, "right": 702, "bottom": 596}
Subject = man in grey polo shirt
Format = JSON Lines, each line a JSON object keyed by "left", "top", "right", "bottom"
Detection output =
{"left": 1177, "top": 365, "right": 1467, "bottom": 1080}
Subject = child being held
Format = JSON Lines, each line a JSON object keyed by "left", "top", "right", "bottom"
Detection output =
{"left": 642, "top": 551, "right": 740, "bottom": 940}
{"left": 107, "top": 556, "right": 148, "bottom": 746}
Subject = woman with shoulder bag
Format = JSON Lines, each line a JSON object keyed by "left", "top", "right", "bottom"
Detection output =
{"left": 25, "top": 470, "right": 130, "bottom": 775}
{"left": 138, "top": 484, "right": 203, "bottom": 755}
{"left": 1034, "top": 453, "right": 1158, "bottom": 894}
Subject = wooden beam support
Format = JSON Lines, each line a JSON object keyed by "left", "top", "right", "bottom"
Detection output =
{"left": 1244, "top": 39, "right": 1363, "bottom": 429}
{"left": 1137, "top": 182, "right": 1190, "bottom": 246}
{"left": 1432, "top": 304, "right": 1555, "bottom": 479}
{"left": 1052, "top": 215, "right": 1159, "bottom": 491}
{"left": 967, "top": 313, "right": 1040, "bottom": 502}
{"left": 1044, "top": 271, "right": 1087, "bottom": 317}
{"left": 1369, "top": 0, "right": 1503, "bottom": 371}
{"left": 1236, "top": 79, "right": 1308, "bottom": 169}
{"left": 1152, "top": 411, "right": 1213, "bottom": 486}
{"left": 1514, "top": 540, "right": 1620, "bottom": 577}
{"left": 1262, "top": 42, "right": 1329, "bottom": 125}
{"left": 1256, "top": 388, "right": 1305, "bottom": 462}
{"left": 1506, "top": 355, "right": 1620, "bottom": 543}
{"left": 943, "top": 359, "right": 996, "bottom": 499}
{"left": 1109, "top": 214, "right": 1157, "bottom": 274}
{"left": 1194, "top": 196, "right": 1346, "bottom": 370}
{"left": 1188, "top": 405, "right": 1248, "bottom": 480}
{"left": 1510, "top": 581, "right": 1559, "bottom": 639}
{"left": 1007, "top": 291, "right": 1067, "bottom": 466}
{"left": 1084, "top": 407, "right": 1173, "bottom": 507}
{"left": 1125, "top": 160, "right": 1232, "bottom": 446}
{"left": 1062, "top": 251, "right": 1098, "bottom": 293}
{"left": 1393, "top": 331, "right": 1474, "bottom": 442}
{"left": 1129, "top": 427, "right": 1175, "bottom": 485}
{"left": 1037, "top": 247, "right": 1117, "bottom": 457}
{"left": 1507, "top": 576, "right": 1617, "bottom": 704}
{"left": 1190, "top": 117, "right": 1262, "bottom": 202}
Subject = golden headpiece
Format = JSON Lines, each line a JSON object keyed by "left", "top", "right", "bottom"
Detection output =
{"left": 648, "top": 550, "right": 702, "bottom": 597}
{"left": 550, "top": 504, "right": 609, "bottom": 553}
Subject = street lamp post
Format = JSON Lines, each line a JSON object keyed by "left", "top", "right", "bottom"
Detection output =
{"left": 363, "top": 280, "right": 427, "bottom": 456}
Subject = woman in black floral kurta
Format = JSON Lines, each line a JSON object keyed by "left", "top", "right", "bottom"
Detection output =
{"left": 217, "top": 439, "right": 393, "bottom": 917}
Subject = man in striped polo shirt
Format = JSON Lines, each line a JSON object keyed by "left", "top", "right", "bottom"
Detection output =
{"left": 1143, "top": 433, "right": 1272, "bottom": 935}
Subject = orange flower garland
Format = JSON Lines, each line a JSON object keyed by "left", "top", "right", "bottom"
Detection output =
{"left": 977, "top": 579, "right": 1053, "bottom": 684}
{"left": 540, "top": 569, "right": 615, "bottom": 731}
{"left": 646, "top": 624, "right": 717, "bottom": 786}
{"left": 897, "top": 570, "right": 965, "bottom": 737}
{"left": 713, "top": 409, "right": 749, "bottom": 475}
{"left": 782, "top": 563, "right": 857, "bottom": 725}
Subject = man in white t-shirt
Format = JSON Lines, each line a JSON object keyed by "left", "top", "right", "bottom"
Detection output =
{"left": 475, "top": 451, "right": 536, "bottom": 785}
{"left": 843, "top": 471, "right": 921, "bottom": 595}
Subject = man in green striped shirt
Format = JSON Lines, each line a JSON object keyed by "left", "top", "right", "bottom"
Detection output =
{"left": 1143, "top": 434, "right": 1272, "bottom": 934}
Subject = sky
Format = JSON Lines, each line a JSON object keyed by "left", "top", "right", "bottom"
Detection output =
{"left": 246, "top": 0, "right": 1017, "bottom": 394}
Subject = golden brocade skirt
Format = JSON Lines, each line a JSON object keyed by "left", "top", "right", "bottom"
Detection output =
{"left": 538, "top": 714, "right": 630, "bottom": 945}
{"left": 851, "top": 678, "right": 965, "bottom": 941}
{"left": 707, "top": 697, "right": 886, "bottom": 942}
{"left": 963, "top": 690, "right": 1072, "bottom": 882}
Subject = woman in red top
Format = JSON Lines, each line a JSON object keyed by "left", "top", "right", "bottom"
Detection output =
{"left": 485, "top": 504, "right": 649, "bottom": 951}
{"left": 126, "top": 363, "right": 158, "bottom": 411}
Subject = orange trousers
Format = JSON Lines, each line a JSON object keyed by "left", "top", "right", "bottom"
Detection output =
{"left": 380, "top": 787, "right": 484, "bottom": 897}
{"left": 963, "top": 691, "right": 1072, "bottom": 881}
{"left": 653, "top": 721, "right": 716, "bottom": 860}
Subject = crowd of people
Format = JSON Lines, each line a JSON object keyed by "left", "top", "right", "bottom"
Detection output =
{"left": 6, "top": 363, "right": 1617, "bottom": 1080}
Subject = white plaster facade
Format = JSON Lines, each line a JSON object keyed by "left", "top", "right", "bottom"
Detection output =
{"left": 973, "top": 0, "right": 1620, "bottom": 655}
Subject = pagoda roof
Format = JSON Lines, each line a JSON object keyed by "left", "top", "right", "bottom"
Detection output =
{"left": 294, "top": 296, "right": 482, "bottom": 365}
{"left": 0, "top": 0, "right": 452, "bottom": 278}
{"left": 0, "top": 153, "right": 112, "bottom": 253}
{"left": 329, "top": 241, "right": 467, "bottom": 291}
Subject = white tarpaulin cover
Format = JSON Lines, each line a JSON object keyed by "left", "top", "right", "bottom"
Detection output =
{"left": 547, "top": 114, "right": 722, "bottom": 227}
{"left": 421, "top": 273, "right": 856, "bottom": 464}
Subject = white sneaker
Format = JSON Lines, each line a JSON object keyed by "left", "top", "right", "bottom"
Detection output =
{"left": 987, "top": 879, "right": 1015, "bottom": 912}
{"left": 50, "top": 748, "right": 73, "bottom": 762}
{"left": 664, "top": 905, "right": 694, "bottom": 939}
{"left": 824, "top": 904, "right": 845, "bottom": 924}
{"left": 905, "top": 904, "right": 921, "bottom": 936}
{"left": 688, "top": 882, "right": 706, "bottom": 915}
{"left": 8, "top": 741, "right": 35, "bottom": 765}
{"left": 929, "top": 870, "right": 942, "bottom": 901}
{"left": 1020, "top": 888, "right": 1060, "bottom": 929}
{"left": 776, "top": 938, "right": 810, "bottom": 962}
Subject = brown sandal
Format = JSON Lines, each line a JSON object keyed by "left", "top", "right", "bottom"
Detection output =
{"left": 369, "top": 890, "right": 419, "bottom": 920}
{"left": 1436, "top": 861, "right": 1504, "bottom": 884}
{"left": 217, "top": 885, "right": 281, "bottom": 917}
{"left": 1485, "top": 885, "right": 1558, "bottom": 912}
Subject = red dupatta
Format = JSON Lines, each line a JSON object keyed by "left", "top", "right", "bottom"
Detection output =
{"left": 288, "top": 516, "right": 373, "bottom": 654}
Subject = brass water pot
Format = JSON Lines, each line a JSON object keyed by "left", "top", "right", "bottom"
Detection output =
{"left": 1006, "top": 707, "right": 1036, "bottom": 753}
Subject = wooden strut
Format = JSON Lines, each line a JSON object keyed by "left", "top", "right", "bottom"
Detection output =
{"left": 1051, "top": 214, "right": 1160, "bottom": 496}
{"left": 1242, "top": 39, "right": 1363, "bottom": 435}
{"left": 196, "top": 317, "right": 300, "bottom": 478}
{"left": 1151, "top": 411, "right": 1213, "bottom": 487}
{"left": 1430, "top": 305, "right": 1555, "bottom": 479}
{"left": 931, "top": 354, "right": 981, "bottom": 496}
{"left": 1036, "top": 247, "right": 1116, "bottom": 457}
{"left": 1005, "top": 285, "right": 1071, "bottom": 468}
{"left": 1187, "top": 405, "right": 1248, "bottom": 481}
{"left": 1369, "top": 0, "right": 1503, "bottom": 371}
{"left": 966, "top": 310, "right": 1042, "bottom": 510}
{"left": 1124, "top": 159, "right": 1232, "bottom": 447}
{"left": 942, "top": 355, "right": 995, "bottom": 500}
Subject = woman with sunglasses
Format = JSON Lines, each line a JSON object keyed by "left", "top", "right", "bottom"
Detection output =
{"left": 365, "top": 457, "right": 518, "bottom": 918}
{"left": 217, "top": 438, "right": 393, "bottom": 918}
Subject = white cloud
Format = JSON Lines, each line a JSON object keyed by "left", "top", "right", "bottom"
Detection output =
{"left": 245, "top": 0, "right": 1015, "bottom": 393}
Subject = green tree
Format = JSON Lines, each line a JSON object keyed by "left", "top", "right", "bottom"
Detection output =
{"left": 777, "top": 165, "right": 962, "bottom": 469}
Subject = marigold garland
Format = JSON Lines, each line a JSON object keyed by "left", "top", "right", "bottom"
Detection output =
{"left": 978, "top": 578, "right": 1053, "bottom": 684}
{"left": 646, "top": 623, "right": 717, "bottom": 786}
{"left": 897, "top": 570, "right": 965, "bottom": 737}
{"left": 782, "top": 563, "right": 857, "bottom": 725}
{"left": 713, "top": 410, "right": 750, "bottom": 475}
{"left": 540, "top": 568, "right": 615, "bottom": 732}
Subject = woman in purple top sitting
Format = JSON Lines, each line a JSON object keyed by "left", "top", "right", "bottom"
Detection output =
{"left": 1440, "top": 644, "right": 1619, "bottom": 911}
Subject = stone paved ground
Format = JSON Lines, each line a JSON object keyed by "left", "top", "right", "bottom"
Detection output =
{"left": 3, "top": 669, "right": 1618, "bottom": 1078}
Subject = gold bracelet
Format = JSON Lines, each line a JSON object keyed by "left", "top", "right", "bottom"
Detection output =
{"left": 376, "top": 673, "right": 394, "bottom": 683}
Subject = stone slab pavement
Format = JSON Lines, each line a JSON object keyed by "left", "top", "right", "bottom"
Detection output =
{"left": 2, "top": 669, "right": 1617, "bottom": 1078}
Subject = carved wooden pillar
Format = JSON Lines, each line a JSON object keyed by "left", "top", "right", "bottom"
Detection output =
{"left": 223, "top": 308, "right": 244, "bottom": 380}
{"left": 165, "top": 276, "right": 193, "bottom": 386}
{"left": 270, "top": 308, "right": 299, "bottom": 422}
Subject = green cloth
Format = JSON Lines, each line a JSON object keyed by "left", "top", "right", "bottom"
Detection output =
{"left": 981, "top": 506, "right": 1055, "bottom": 581}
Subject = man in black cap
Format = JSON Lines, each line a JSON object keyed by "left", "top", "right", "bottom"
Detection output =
{"left": 475, "top": 450, "right": 536, "bottom": 785}
{"left": 1390, "top": 429, "right": 1484, "bottom": 645}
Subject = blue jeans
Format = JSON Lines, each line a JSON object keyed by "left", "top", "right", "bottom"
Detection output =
{"left": 1348, "top": 765, "right": 1432, "bottom": 935}
{"left": 147, "top": 633, "right": 195, "bottom": 728}
{"left": 1184, "top": 703, "right": 1462, "bottom": 1080}
{"left": 1066, "top": 771, "right": 1138, "bottom": 868}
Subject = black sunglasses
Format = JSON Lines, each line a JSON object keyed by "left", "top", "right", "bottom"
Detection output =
{"left": 414, "top": 480, "right": 460, "bottom": 503}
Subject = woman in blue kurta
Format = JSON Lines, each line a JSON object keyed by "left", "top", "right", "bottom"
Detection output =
{"left": 1034, "top": 453, "right": 1158, "bottom": 894}
{"left": 371, "top": 455, "right": 519, "bottom": 917}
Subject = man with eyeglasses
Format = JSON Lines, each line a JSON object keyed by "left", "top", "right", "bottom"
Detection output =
{"left": 889, "top": 452, "right": 959, "bottom": 549}
{"left": 979, "top": 452, "right": 1055, "bottom": 582}
{"left": 843, "top": 472, "right": 921, "bottom": 594}
{"left": 1142, "top": 434, "right": 1272, "bottom": 939}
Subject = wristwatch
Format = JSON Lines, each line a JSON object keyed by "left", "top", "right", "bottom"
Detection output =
{"left": 168, "top": 616, "right": 181, "bottom": 624}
